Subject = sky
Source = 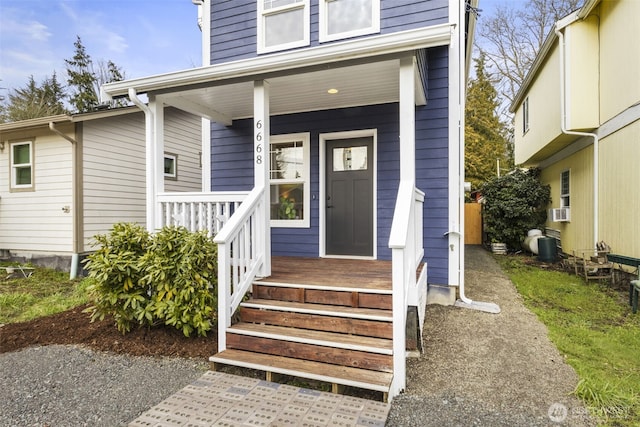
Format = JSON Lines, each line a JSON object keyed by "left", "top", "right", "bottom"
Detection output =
{"left": 0, "top": 0, "right": 202, "bottom": 97}
{"left": 0, "top": 0, "right": 505, "bottom": 99}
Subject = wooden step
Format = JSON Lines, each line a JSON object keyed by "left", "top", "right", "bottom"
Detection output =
{"left": 241, "top": 298, "right": 392, "bottom": 321}
{"left": 228, "top": 323, "right": 393, "bottom": 354}
{"left": 210, "top": 349, "right": 393, "bottom": 393}
{"left": 239, "top": 306, "right": 393, "bottom": 339}
{"left": 253, "top": 281, "right": 392, "bottom": 309}
{"left": 226, "top": 323, "right": 393, "bottom": 372}
{"left": 226, "top": 333, "right": 392, "bottom": 372}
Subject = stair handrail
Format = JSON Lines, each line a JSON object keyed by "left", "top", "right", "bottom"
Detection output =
{"left": 388, "top": 180, "right": 424, "bottom": 398}
{"left": 214, "top": 186, "right": 265, "bottom": 351}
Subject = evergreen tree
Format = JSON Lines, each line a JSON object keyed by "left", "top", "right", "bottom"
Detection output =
{"left": 65, "top": 36, "right": 99, "bottom": 113}
{"left": 465, "top": 53, "right": 511, "bottom": 191}
{"left": 1, "top": 74, "right": 67, "bottom": 122}
{"left": 94, "top": 60, "right": 127, "bottom": 108}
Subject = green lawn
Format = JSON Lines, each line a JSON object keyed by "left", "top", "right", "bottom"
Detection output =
{"left": 0, "top": 264, "right": 89, "bottom": 324}
{"left": 496, "top": 255, "right": 640, "bottom": 426}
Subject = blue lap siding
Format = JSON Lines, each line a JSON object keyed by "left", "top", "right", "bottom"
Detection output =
{"left": 210, "top": 0, "right": 449, "bottom": 65}
{"left": 210, "top": 46, "right": 450, "bottom": 285}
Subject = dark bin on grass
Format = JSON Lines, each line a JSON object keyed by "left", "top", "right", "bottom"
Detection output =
{"left": 538, "top": 237, "right": 557, "bottom": 263}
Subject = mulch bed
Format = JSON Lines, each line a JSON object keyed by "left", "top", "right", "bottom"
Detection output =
{"left": 0, "top": 304, "right": 217, "bottom": 359}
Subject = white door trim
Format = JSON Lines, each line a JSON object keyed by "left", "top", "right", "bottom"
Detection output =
{"left": 319, "top": 129, "right": 377, "bottom": 259}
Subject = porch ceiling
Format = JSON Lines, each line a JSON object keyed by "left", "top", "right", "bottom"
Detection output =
{"left": 158, "top": 59, "right": 405, "bottom": 122}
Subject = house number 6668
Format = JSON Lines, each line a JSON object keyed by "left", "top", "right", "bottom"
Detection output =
{"left": 255, "top": 120, "right": 263, "bottom": 164}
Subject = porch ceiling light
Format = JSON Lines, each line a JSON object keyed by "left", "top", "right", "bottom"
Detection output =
{"left": 327, "top": 88, "right": 339, "bottom": 94}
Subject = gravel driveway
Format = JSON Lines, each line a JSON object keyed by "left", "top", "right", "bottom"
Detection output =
{"left": 1, "top": 246, "right": 595, "bottom": 426}
{"left": 387, "top": 245, "right": 595, "bottom": 426}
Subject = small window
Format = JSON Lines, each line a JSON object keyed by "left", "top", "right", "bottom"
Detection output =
{"left": 258, "top": 0, "right": 310, "bottom": 54}
{"left": 10, "top": 141, "right": 34, "bottom": 191}
{"left": 522, "top": 97, "right": 530, "bottom": 134}
{"left": 164, "top": 153, "right": 177, "bottom": 180}
{"left": 319, "top": 0, "right": 380, "bottom": 42}
{"left": 560, "top": 170, "right": 570, "bottom": 208}
{"left": 270, "top": 133, "right": 310, "bottom": 227}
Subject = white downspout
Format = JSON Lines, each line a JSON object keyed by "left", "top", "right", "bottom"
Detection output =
{"left": 554, "top": 25, "right": 599, "bottom": 252}
{"left": 49, "top": 122, "right": 80, "bottom": 280}
{"left": 451, "top": 0, "right": 499, "bottom": 314}
{"left": 128, "top": 88, "right": 157, "bottom": 232}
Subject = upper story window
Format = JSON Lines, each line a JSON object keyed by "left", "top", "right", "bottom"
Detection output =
{"left": 258, "top": 0, "right": 310, "bottom": 54}
{"left": 10, "top": 141, "right": 34, "bottom": 191}
{"left": 269, "top": 133, "right": 310, "bottom": 228}
{"left": 319, "top": 0, "right": 380, "bottom": 42}
{"left": 522, "top": 96, "right": 530, "bottom": 134}
{"left": 560, "top": 170, "right": 570, "bottom": 208}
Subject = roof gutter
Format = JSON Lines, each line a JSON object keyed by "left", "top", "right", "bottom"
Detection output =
{"left": 48, "top": 122, "right": 77, "bottom": 145}
{"left": 554, "top": 24, "right": 599, "bottom": 253}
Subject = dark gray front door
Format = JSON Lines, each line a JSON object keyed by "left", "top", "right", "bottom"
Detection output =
{"left": 326, "top": 137, "right": 374, "bottom": 257}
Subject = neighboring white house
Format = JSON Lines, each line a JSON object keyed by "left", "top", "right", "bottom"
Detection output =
{"left": 0, "top": 107, "right": 202, "bottom": 276}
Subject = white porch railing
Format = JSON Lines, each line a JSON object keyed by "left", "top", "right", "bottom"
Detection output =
{"left": 388, "top": 181, "right": 425, "bottom": 398}
{"left": 157, "top": 191, "right": 248, "bottom": 237}
{"left": 213, "top": 186, "right": 266, "bottom": 352}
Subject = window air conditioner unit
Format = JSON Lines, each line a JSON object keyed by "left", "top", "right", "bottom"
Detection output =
{"left": 550, "top": 207, "right": 570, "bottom": 222}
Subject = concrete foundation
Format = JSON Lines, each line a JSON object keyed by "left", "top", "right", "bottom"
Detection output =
{"left": 426, "top": 283, "right": 456, "bottom": 306}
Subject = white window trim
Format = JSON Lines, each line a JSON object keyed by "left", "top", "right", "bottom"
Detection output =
{"left": 270, "top": 132, "right": 310, "bottom": 228}
{"left": 10, "top": 140, "right": 34, "bottom": 191}
{"left": 164, "top": 152, "right": 178, "bottom": 180}
{"left": 257, "top": 0, "right": 310, "bottom": 54}
{"left": 319, "top": 0, "right": 381, "bottom": 43}
{"left": 560, "top": 169, "right": 570, "bottom": 208}
{"left": 523, "top": 96, "right": 530, "bottom": 135}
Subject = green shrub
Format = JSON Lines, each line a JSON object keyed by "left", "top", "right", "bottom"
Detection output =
{"left": 84, "top": 223, "right": 151, "bottom": 333}
{"left": 140, "top": 226, "right": 217, "bottom": 337}
{"left": 481, "top": 168, "right": 551, "bottom": 251}
{"left": 84, "top": 223, "right": 218, "bottom": 336}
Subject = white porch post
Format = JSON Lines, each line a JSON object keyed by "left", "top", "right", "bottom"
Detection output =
{"left": 254, "top": 80, "right": 271, "bottom": 277}
{"left": 391, "top": 55, "right": 417, "bottom": 397}
{"left": 149, "top": 95, "right": 165, "bottom": 231}
{"left": 399, "top": 55, "right": 416, "bottom": 183}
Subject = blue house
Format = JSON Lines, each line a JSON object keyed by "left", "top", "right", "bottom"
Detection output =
{"left": 102, "top": 0, "right": 479, "bottom": 400}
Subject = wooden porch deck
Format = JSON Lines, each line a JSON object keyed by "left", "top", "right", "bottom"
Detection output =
{"left": 267, "top": 256, "right": 392, "bottom": 291}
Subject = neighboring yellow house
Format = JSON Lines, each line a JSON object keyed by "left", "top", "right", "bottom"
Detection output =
{"left": 511, "top": 0, "right": 640, "bottom": 262}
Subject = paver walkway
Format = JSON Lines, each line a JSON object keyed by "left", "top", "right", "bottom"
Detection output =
{"left": 128, "top": 371, "right": 390, "bottom": 427}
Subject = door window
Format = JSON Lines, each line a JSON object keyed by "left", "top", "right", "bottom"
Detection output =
{"left": 332, "top": 146, "right": 368, "bottom": 171}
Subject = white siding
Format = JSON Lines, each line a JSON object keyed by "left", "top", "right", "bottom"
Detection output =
{"left": 81, "top": 108, "right": 202, "bottom": 251}
{"left": 164, "top": 108, "right": 202, "bottom": 192}
{"left": 0, "top": 127, "right": 74, "bottom": 254}
{"left": 81, "top": 112, "right": 146, "bottom": 250}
